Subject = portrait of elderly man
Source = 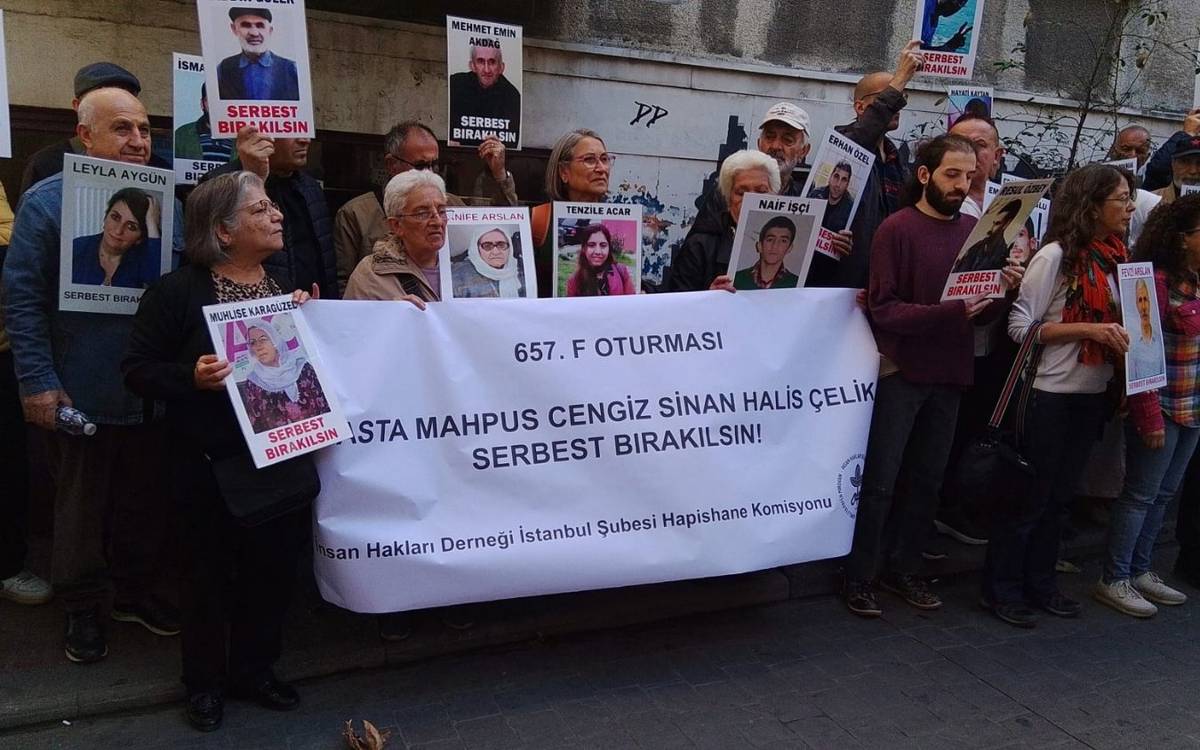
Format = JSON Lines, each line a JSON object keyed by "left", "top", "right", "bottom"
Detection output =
{"left": 216, "top": 7, "right": 300, "bottom": 101}
{"left": 451, "top": 225, "right": 527, "bottom": 298}
{"left": 448, "top": 40, "right": 522, "bottom": 141}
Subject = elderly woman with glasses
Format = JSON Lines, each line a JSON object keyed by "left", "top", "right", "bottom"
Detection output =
{"left": 122, "top": 171, "right": 316, "bottom": 732}
{"left": 343, "top": 170, "right": 447, "bottom": 307}
{"left": 451, "top": 225, "right": 527, "bottom": 298}
{"left": 530, "top": 129, "right": 614, "bottom": 296}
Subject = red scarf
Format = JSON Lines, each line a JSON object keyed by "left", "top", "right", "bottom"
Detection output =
{"left": 1060, "top": 233, "right": 1127, "bottom": 365}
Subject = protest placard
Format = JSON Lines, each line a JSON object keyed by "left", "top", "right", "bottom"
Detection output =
{"left": 439, "top": 206, "right": 537, "bottom": 299}
{"left": 173, "top": 53, "right": 234, "bottom": 185}
{"left": 800, "top": 129, "right": 874, "bottom": 260}
{"left": 305, "top": 289, "right": 877, "bottom": 612}
{"left": 0, "top": 11, "right": 11, "bottom": 159}
{"left": 942, "top": 178, "right": 1052, "bottom": 301}
{"left": 914, "top": 0, "right": 987, "bottom": 79}
{"left": 946, "top": 85, "right": 992, "bottom": 128}
{"left": 1118, "top": 263, "right": 1167, "bottom": 395}
{"left": 197, "top": 0, "right": 316, "bottom": 139}
{"left": 1182, "top": 184, "right": 1200, "bottom": 197}
{"left": 59, "top": 155, "right": 174, "bottom": 314}
{"left": 552, "top": 202, "right": 642, "bottom": 297}
{"left": 446, "top": 16, "right": 522, "bottom": 149}
{"left": 203, "top": 295, "right": 349, "bottom": 468}
{"left": 984, "top": 179, "right": 1047, "bottom": 260}
{"left": 727, "top": 194, "right": 823, "bottom": 290}
{"left": 1103, "top": 157, "right": 1139, "bottom": 174}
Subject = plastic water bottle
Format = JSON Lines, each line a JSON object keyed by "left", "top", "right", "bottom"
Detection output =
{"left": 55, "top": 406, "right": 97, "bottom": 436}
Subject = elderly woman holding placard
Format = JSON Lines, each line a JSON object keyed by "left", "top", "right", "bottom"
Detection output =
{"left": 665, "top": 149, "right": 781, "bottom": 292}
{"left": 123, "top": 171, "right": 316, "bottom": 732}
{"left": 344, "top": 170, "right": 447, "bottom": 306}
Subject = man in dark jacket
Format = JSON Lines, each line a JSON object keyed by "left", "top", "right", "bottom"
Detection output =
{"left": 830, "top": 41, "right": 925, "bottom": 289}
{"left": 1144, "top": 110, "right": 1200, "bottom": 193}
{"left": 207, "top": 127, "right": 338, "bottom": 298}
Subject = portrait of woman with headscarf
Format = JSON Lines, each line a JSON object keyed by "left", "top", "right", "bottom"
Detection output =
{"left": 71, "top": 187, "right": 163, "bottom": 289}
{"left": 235, "top": 316, "right": 330, "bottom": 433}
{"left": 450, "top": 224, "right": 527, "bottom": 298}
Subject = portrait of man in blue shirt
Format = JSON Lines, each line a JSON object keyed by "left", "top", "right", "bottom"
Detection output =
{"left": 216, "top": 7, "right": 300, "bottom": 101}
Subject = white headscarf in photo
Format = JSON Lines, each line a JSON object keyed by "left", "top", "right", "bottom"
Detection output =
{"left": 467, "top": 226, "right": 522, "bottom": 298}
{"left": 244, "top": 317, "right": 308, "bottom": 401}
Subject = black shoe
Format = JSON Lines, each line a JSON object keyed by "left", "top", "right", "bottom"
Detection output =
{"left": 65, "top": 607, "right": 108, "bottom": 664}
{"left": 378, "top": 612, "right": 413, "bottom": 642}
{"left": 935, "top": 510, "right": 989, "bottom": 545}
{"left": 981, "top": 598, "right": 1038, "bottom": 628}
{"left": 843, "top": 580, "right": 882, "bottom": 617}
{"left": 111, "top": 596, "right": 181, "bottom": 636}
{"left": 186, "top": 690, "right": 224, "bottom": 732}
{"left": 230, "top": 673, "right": 300, "bottom": 711}
{"left": 880, "top": 573, "right": 942, "bottom": 610}
{"left": 1035, "top": 592, "right": 1082, "bottom": 618}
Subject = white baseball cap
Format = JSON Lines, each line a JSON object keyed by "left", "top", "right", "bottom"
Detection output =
{"left": 760, "top": 102, "right": 811, "bottom": 133}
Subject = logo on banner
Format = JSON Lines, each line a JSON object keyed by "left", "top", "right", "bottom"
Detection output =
{"left": 837, "top": 454, "right": 865, "bottom": 518}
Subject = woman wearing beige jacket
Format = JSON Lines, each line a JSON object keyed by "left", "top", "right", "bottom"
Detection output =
{"left": 343, "top": 171, "right": 447, "bottom": 307}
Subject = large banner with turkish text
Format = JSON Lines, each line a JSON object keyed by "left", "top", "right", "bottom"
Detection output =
{"left": 302, "top": 290, "right": 878, "bottom": 613}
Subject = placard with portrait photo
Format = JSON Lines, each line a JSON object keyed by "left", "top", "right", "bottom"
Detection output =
{"left": 913, "top": 0, "right": 986, "bottom": 80}
{"left": 446, "top": 15, "right": 523, "bottom": 149}
{"left": 173, "top": 53, "right": 234, "bottom": 185}
{"left": 727, "top": 194, "right": 823, "bottom": 291}
{"left": 59, "top": 155, "right": 175, "bottom": 315}
{"left": 1118, "top": 262, "right": 1167, "bottom": 396}
{"left": 799, "top": 129, "right": 875, "bottom": 260}
{"left": 438, "top": 206, "right": 537, "bottom": 300}
{"left": 552, "top": 202, "right": 642, "bottom": 298}
{"left": 204, "top": 294, "right": 349, "bottom": 468}
{"left": 197, "top": 0, "right": 316, "bottom": 139}
{"left": 946, "top": 85, "right": 992, "bottom": 128}
{"left": 942, "top": 178, "right": 1051, "bottom": 302}
{"left": 0, "top": 11, "right": 12, "bottom": 159}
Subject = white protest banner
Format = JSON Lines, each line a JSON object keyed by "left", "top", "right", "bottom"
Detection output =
{"left": 942, "top": 178, "right": 1052, "bottom": 301}
{"left": 203, "top": 295, "right": 350, "bottom": 468}
{"left": 306, "top": 290, "right": 877, "bottom": 613}
{"left": 173, "top": 53, "right": 234, "bottom": 185}
{"left": 59, "top": 155, "right": 174, "bottom": 314}
{"left": 198, "top": 0, "right": 316, "bottom": 139}
{"left": 915, "top": 0, "right": 986, "bottom": 80}
{"left": 800, "top": 129, "right": 874, "bottom": 260}
{"left": 1029, "top": 197, "right": 1050, "bottom": 248}
{"left": 1119, "top": 263, "right": 1167, "bottom": 396}
{"left": 552, "top": 202, "right": 642, "bottom": 297}
{"left": 439, "top": 206, "right": 537, "bottom": 299}
{"left": 0, "top": 11, "right": 11, "bottom": 159}
{"left": 447, "top": 16, "right": 522, "bottom": 149}
{"left": 727, "top": 194, "right": 822, "bottom": 290}
{"left": 946, "top": 85, "right": 992, "bottom": 128}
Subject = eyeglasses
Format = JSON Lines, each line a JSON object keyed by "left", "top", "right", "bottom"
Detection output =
{"left": 241, "top": 199, "right": 281, "bottom": 215}
{"left": 1182, "top": 228, "right": 1200, "bottom": 236}
{"left": 567, "top": 153, "right": 615, "bottom": 170}
{"left": 1103, "top": 194, "right": 1135, "bottom": 205}
{"left": 397, "top": 207, "right": 448, "bottom": 222}
{"left": 248, "top": 335, "right": 271, "bottom": 347}
{"left": 392, "top": 155, "right": 442, "bottom": 172}
{"left": 478, "top": 240, "right": 510, "bottom": 252}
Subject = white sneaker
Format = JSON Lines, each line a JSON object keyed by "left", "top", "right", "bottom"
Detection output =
{"left": 0, "top": 570, "right": 53, "bottom": 605}
{"left": 1093, "top": 579, "right": 1157, "bottom": 618}
{"left": 1132, "top": 571, "right": 1188, "bottom": 606}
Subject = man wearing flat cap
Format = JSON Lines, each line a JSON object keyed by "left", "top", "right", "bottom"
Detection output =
{"left": 217, "top": 7, "right": 300, "bottom": 101}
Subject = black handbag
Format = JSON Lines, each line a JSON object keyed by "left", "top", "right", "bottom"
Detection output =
{"left": 210, "top": 452, "right": 321, "bottom": 527}
{"left": 950, "top": 321, "right": 1043, "bottom": 521}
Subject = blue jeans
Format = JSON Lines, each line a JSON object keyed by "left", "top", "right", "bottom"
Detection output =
{"left": 1104, "top": 419, "right": 1200, "bottom": 582}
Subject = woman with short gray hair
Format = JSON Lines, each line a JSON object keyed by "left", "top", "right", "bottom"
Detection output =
{"left": 122, "top": 170, "right": 317, "bottom": 732}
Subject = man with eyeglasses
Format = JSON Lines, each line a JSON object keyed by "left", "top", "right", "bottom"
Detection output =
{"left": 4, "top": 85, "right": 185, "bottom": 664}
{"left": 208, "top": 126, "right": 339, "bottom": 299}
{"left": 334, "top": 121, "right": 518, "bottom": 295}
{"left": 825, "top": 41, "right": 924, "bottom": 289}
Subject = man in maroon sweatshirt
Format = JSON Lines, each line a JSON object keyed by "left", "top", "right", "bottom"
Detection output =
{"left": 843, "top": 133, "right": 1023, "bottom": 617}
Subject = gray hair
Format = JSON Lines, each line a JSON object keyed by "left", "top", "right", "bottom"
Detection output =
{"left": 184, "top": 171, "right": 263, "bottom": 267}
{"left": 384, "top": 169, "right": 446, "bottom": 217}
{"left": 383, "top": 120, "right": 437, "bottom": 157}
{"left": 469, "top": 44, "right": 504, "bottom": 63}
{"left": 718, "top": 150, "right": 781, "bottom": 202}
{"left": 545, "top": 129, "right": 604, "bottom": 202}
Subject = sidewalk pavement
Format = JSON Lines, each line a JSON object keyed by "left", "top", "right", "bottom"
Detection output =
{"left": 0, "top": 524, "right": 1113, "bottom": 736}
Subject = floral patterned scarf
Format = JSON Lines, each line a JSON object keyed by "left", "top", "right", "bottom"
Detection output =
{"left": 1060, "top": 233, "right": 1127, "bottom": 365}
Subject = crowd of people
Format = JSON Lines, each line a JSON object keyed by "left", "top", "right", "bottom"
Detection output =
{"left": 3, "top": 37, "right": 1200, "bottom": 734}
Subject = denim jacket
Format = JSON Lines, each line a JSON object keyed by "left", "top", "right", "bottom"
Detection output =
{"left": 2, "top": 173, "right": 183, "bottom": 424}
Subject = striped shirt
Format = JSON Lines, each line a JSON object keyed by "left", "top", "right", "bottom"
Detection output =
{"left": 1128, "top": 270, "right": 1200, "bottom": 434}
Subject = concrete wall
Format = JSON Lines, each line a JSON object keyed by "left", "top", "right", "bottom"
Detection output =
{"left": 4, "top": 0, "right": 1197, "bottom": 281}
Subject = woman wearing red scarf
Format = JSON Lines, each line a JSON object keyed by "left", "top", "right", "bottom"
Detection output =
{"left": 982, "top": 164, "right": 1135, "bottom": 628}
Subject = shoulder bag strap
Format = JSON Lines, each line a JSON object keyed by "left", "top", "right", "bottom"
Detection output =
{"left": 987, "top": 321, "right": 1044, "bottom": 431}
